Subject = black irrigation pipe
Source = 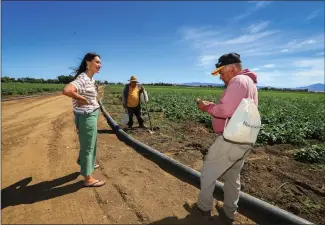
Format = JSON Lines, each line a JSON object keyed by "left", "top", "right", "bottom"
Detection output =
{"left": 1, "top": 92, "right": 61, "bottom": 102}
{"left": 98, "top": 100, "right": 314, "bottom": 225}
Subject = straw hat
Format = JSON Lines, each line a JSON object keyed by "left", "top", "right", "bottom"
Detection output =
{"left": 128, "top": 75, "right": 138, "bottom": 82}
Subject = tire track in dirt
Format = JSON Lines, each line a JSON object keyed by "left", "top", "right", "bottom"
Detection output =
{"left": 112, "top": 182, "right": 149, "bottom": 223}
{"left": 46, "top": 110, "right": 76, "bottom": 174}
{"left": 1, "top": 116, "right": 45, "bottom": 155}
{"left": 2, "top": 92, "right": 61, "bottom": 102}
{"left": 11, "top": 96, "right": 64, "bottom": 118}
{"left": 2, "top": 94, "right": 63, "bottom": 115}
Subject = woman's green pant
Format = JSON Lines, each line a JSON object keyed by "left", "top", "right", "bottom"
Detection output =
{"left": 75, "top": 109, "right": 99, "bottom": 177}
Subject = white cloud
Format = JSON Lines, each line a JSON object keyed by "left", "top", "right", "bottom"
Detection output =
{"left": 263, "top": 64, "right": 276, "bottom": 68}
{"left": 251, "top": 67, "right": 260, "bottom": 71}
{"left": 256, "top": 71, "right": 282, "bottom": 87}
{"left": 305, "top": 9, "right": 322, "bottom": 23}
{"left": 253, "top": 1, "right": 272, "bottom": 9}
{"left": 254, "top": 59, "right": 324, "bottom": 87}
{"left": 245, "top": 20, "right": 270, "bottom": 33}
{"left": 292, "top": 58, "right": 324, "bottom": 69}
{"left": 277, "top": 36, "right": 324, "bottom": 54}
{"left": 256, "top": 58, "right": 325, "bottom": 87}
{"left": 198, "top": 55, "right": 218, "bottom": 67}
{"left": 179, "top": 24, "right": 323, "bottom": 61}
{"left": 290, "top": 58, "right": 325, "bottom": 86}
{"left": 224, "top": 30, "right": 278, "bottom": 45}
{"left": 285, "top": 39, "right": 316, "bottom": 48}
{"left": 178, "top": 10, "right": 324, "bottom": 87}
{"left": 234, "top": 12, "right": 252, "bottom": 22}
{"left": 179, "top": 26, "right": 220, "bottom": 42}
{"left": 234, "top": 1, "right": 272, "bottom": 21}
{"left": 201, "top": 58, "right": 324, "bottom": 88}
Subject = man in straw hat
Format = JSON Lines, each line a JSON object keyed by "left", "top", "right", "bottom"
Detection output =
{"left": 122, "top": 75, "right": 146, "bottom": 129}
{"left": 190, "top": 53, "right": 259, "bottom": 225}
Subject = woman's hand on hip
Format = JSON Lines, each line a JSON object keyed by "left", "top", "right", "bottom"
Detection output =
{"left": 77, "top": 98, "right": 89, "bottom": 107}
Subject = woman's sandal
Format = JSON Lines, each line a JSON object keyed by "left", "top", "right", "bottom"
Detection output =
{"left": 84, "top": 180, "right": 106, "bottom": 187}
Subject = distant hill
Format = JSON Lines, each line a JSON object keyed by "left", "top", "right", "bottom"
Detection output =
{"left": 181, "top": 82, "right": 325, "bottom": 92}
{"left": 296, "top": 83, "right": 325, "bottom": 92}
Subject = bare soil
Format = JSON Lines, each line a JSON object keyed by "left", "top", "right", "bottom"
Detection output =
{"left": 125, "top": 120, "right": 325, "bottom": 225}
{"left": 1, "top": 91, "right": 61, "bottom": 100}
{"left": 1, "top": 94, "right": 254, "bottom": 224}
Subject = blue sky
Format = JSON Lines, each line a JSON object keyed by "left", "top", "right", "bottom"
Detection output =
{"left": 2, "top": 1, "right": 324, "bottom": 87}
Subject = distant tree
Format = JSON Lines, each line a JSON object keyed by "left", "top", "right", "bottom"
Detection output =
{"left": 47, "top": 79, "right": 59, "bottom": 84}
{"left": 57, "top": 75, "right": 74, "bottom": 84}
{"left": 259, "top": 87, "right": 308, "bottom": 92}
{"left": 1, "top": 76, "right": 13, "bottom": 83}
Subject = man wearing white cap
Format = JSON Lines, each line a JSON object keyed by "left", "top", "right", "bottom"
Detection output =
{"left": 193, "top": 53, "right": 259, "bottom": 225}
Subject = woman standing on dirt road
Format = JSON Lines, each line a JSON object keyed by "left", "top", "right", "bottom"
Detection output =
{"left": 62, "top": 52, "right": 105, "bottom": 188}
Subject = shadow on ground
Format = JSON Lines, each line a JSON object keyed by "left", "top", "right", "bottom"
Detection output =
{"left": 149, "top": 203, "right": 225, "bottom": 225}
{"left": 1, "top": 172, "right": 83, "bottom": 209}
{"left": 149, "top": 215, "right": 226, "bottom": 225}
{"left": 98, "top": 129, "right": 116, "bottom": 134}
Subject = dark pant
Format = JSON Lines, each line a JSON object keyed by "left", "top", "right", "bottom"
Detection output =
{"left": 127, "top": 105, "right": 144, "bottom": 127}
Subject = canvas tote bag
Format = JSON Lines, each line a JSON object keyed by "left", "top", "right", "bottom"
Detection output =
{"left": 223, "top": 76, "right": 261, "bottom": 144}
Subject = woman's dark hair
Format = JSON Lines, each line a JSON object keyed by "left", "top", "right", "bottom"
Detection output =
{"left": 72, "top": 52, "right": 100, "bottom": 80}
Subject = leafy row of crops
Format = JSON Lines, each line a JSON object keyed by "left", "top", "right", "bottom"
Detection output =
{"left": 142, "top": 91, "right": 325, "bottom": 146}
{"left": 1, "top": 83, "right": 64, "bottom": 96}
{"left": 294, "top": 144, "right": 325, "bottom": 163}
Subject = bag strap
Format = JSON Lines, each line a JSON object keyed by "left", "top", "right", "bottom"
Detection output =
{"left": 223, "top": 76, "right": 252, "bottom": 129}
{"left": 246, "top": 76, "right": 252, "bottom": 99}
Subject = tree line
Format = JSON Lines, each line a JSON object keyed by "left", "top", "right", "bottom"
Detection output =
{"left": 1, "top": 77, "right": 220, "bottom": 88}
{"left": 141, "top": 82, "right": 225, "bottom": 88}
{"left": 1, "top": 76, "right": 310, "bottom": 92}
{"left": 259, "top": 87, "right": 308, "bottom": 92}
{"left": 1, "top": 75, "right": 109, "bottom": 85}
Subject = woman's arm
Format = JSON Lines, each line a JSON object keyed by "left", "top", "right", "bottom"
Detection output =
{"left": 62, "top": 84, "right": 89, "bottom": 104}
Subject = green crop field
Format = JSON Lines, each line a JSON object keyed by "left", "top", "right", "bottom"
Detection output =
{"left": 104, "top": 84, "right": 325, "bottom": 163}
{"left": 1, "top": 83, "right": 65, "bottom": 96}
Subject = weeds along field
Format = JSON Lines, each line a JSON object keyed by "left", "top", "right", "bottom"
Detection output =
{"left": 1, "top": 83, "right": 64, "bottom": 97}
{"left": 103, "top": 84, "right": 325, "bottom": 224}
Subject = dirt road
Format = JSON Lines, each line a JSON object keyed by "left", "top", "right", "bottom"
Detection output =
{"left": 1, "top": 94, "right": 253, "bottom": 224}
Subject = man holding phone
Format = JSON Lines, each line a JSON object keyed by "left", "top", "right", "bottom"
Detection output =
{"left": 192, "top": 53, "right": 259, "bottom": 225}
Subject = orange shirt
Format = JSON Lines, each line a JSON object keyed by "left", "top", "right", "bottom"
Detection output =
{"left": 127, "top": 85, "right": 140, "bottom": 107}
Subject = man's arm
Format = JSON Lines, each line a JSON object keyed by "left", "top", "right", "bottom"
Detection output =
{"left": 203, "top": 80, "right": 246, "bottom": 118}
{"left": 138, "top": 84, "right": 144, "bottom": 93}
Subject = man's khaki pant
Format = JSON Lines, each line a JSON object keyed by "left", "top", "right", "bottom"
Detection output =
{"left": 197, "top": 134, "right": 251, "bottom": 219}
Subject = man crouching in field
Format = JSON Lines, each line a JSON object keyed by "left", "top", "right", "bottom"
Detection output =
{"left": 193, "top": 53, "right": 258, "bottom": 224}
